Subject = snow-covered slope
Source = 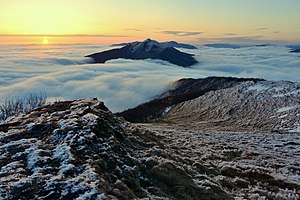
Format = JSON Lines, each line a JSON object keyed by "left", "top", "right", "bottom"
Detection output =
{"left": 163, "top": 80, "right": 300, "bottom": 133}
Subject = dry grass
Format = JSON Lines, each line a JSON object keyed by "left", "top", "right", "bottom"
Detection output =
{"left": 0, "top": 93, "right": 46, "bottom": 121}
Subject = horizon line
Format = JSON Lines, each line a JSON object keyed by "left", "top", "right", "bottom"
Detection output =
{"left": 0, "top": 34, "right": 129, "bottom": 38}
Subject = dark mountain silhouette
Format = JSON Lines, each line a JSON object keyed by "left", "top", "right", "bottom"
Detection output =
{"left": 86, "top": 39, "right": 198, "bottom": 67}
{"left": 287, "top": 44, "right": 300, "bottom": 49}
{"left": 204, "top": 44, "right": 271, "bottom": 49}
{"left": 112, "top": 40, "right": 198, "bottom": 49}
{"left": 204, "top": 44, "right": 249, "bottom": 49}
{"left": 290, "top": 49, "right": 300, "bottom": 53}
{"left": 118, "top": 76, "right": 264, "bottom": 122}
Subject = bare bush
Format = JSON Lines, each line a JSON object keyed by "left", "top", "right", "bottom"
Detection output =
{"left": 0, "top": 93, "right": 47, "bottom": 121}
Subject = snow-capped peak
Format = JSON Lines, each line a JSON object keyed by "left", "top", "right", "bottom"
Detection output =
{"left": 130, "top": 38, "right": 160, "bottom": 53}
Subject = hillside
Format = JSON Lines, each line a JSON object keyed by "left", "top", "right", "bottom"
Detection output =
{"left": 0, "top": 94, "right": 299, "bottom": 199}
{"left": 120, "top": 77, "right": 300, "bottom": 133}
{"left": 162, "top": 80, "right": 300, "bottom": 133}
{"left": 118, "top": 77, "right": 264, "bottom": 123}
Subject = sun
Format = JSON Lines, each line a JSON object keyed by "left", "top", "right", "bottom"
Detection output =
{"left": 42, "top": 37, "right": 49, "bottom": 45}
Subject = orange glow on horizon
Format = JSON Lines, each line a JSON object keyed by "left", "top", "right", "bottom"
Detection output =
{"left": 0, "top": 0, "right": 299, "bottom": 45}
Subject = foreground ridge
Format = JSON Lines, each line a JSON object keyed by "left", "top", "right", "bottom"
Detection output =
{"left": 0, "top": 99, "right": 231, "bottom": 199}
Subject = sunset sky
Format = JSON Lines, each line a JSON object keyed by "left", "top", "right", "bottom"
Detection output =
{"left": 0, "top": 0, "right": 299, "bottom": 44}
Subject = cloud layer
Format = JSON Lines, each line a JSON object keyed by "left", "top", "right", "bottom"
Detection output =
{"left": 199, "top": 36, "right": 287, "bottom": 45}
{"left": 161, "top": 31, "right": 203, "bottom": 36}
{"left": 0, "top": 44, "right": 299, "bottom": 112}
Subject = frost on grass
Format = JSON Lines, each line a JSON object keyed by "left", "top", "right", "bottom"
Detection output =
{"left": 1, "top": 97, "right": 299, "bottom": 199}
{"left": 163, "top": 80, "right": 300, "bottom": 133}
{"left": 141, "top": 123, "right": 300, "bottom": 199}
{"left": 0, "top": 99, "right": 112, "bottom": 199}
{"left": 0, "top": 99, "right": 232, "bottom": 199}
{"left": 0, "top": 93, "right": 47, "bottom": 121}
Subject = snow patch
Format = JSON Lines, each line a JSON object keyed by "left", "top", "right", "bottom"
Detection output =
{"left": 277, "top": 106, "right": 297, "bottom": 113}
{"left": 82, "top": 113, "right": 99, "bottom": 127}
{"left": 247, "top": 84, "right": 269, "bottom": 92}
{"left": 53, "top": 143, "right": 75, "bottom": 173}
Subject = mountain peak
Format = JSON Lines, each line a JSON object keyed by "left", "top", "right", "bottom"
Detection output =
{"left": 130, "top": 38, "right": 160, "bottom": 53}
{"left": 86, "top": 39, "right": 198, "bottom": 67}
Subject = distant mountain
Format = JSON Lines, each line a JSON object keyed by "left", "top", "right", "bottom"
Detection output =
{"left": 287, "top": 44, "right": 300, "bottom": 50}
{"left": 112, "top": 40, "right": 198, "bottom": 49}
{"left": 118, "top": 77, "right": 264, "bottom": 122}
{"left": 204, "top": 43, "right": 271, "bottom": 49}
{"left": 286, "top": 44, "right": 300, "bottom": 54}
{"left": 290, "top": 49, "right": 300, "bottom": 53}
{"left": 204, "top": 44, "right": 249, "bottom": 49}
{"left": 86, "top": 39, "right": 198, "bottom": 67}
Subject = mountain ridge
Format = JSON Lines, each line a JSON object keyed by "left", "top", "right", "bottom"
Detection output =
{"left": 118, "top": 76, "right": 300, "bottom": 133}
{"left": 112, "top": 40, "right": 198, "bottom": 49}
{"left": 118, "top": 76, "right": 264, "bottom": 123}
{"left": 86, "top": 39, "right": 198, "bottom": 67}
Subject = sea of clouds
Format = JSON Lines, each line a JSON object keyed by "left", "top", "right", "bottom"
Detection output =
{"left": 0, "top": 44, "right": 299, "bottom": 112}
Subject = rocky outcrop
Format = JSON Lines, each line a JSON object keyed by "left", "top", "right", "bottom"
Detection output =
{"left": 0, "top": 99, "right": 231, "bottom": 199}
{"left": 118, "top": 77, "right": 263, "bottom": 122}
{"left": 86, "top": 39, "right": 198, "bottom": 67}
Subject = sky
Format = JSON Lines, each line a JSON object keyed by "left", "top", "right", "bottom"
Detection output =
{"left": 0, "top": 0, "right": 299, "bottom": 44}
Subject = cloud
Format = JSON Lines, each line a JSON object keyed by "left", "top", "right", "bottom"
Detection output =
{"left": 225, "top": 33, "right": 237, "bottom": 36}
{"left": 123, "top": 28, "right": 142, "bottom": 32}
{"left": 161, "top": 31, "right": 203, "bottom": 36}
{"left": 255, "top": 27, "right": 270, "bottom": 31}
{"left": 199, "top": 36, "right": 287, "bottom": 45}
{"left": 0, "top": 44, "right": 299, "bottom": 112}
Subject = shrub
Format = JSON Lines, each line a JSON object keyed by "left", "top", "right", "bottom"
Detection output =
{"left": 0, "top": 93, "right": 47, "bottom": 121}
